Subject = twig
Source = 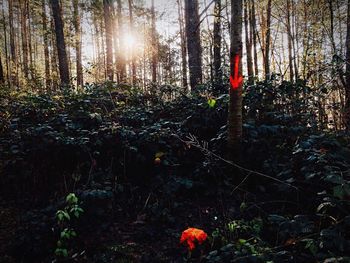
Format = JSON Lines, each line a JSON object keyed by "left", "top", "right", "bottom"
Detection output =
{"left": 174, "top": 134, "right": 298, "bottom": 190}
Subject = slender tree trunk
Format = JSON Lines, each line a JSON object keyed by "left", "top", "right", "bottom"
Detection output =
{"left": 128, "top": 0, "right": 137, "bottom": 85}
{"left": 287, "top": 0, "right": 294, "bottom": 82}
{"left": 9, "top": 0, "right": 18, "bottom": 86}
{"left": 250, "top": 0, "right": 258, "bottom": 78}
{"left": 213, "top": 0, "right": 222, "bottom": 89}
{"left": 345, "top": 0, "right": 350, "bottom": 129}
{"left": 0, "top": 53, "right": 4, "bottom": 84}
{"left": 50, "top": 0, "right": 70, "bottom": 85}
{"left": 177, "top": 0, "right": 188, "bottom": 90}
{"left": 265, "top": 0, "right": 272, "bottom": 80}
{"left": 151, "top": 0, "right": 157, "bottom": 83}
{"left": 244, "top": 0, "right": 253, "bottom": 84}
{"left": 73, "top": 0, "right": 83, "bottom": 87}
{"left": 103, "top": 0, "right": 114, "bottom": 81}
{"left": 20, "top": 0, "right": 29, "bottom": 79}
{"left": 227, "top": 0, "right": 243, "bottom": 152}
{"left": 42, "top": 0, "right": 51, "bottom": 90}
{"left": 184, "top": 0, "right": 203, "bottom": 89}
{"left": 116, "top": 0, "right": 126, "bottom": 82}
{"left": 2, "top": 6, "right": 9, "bottom": 85}
{"left": 113, "top": 6, "right": 120, "bottom": 83}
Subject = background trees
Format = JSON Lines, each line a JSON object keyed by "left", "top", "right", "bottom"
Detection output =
{"left": 0, "top": 0, "right": 349, "bottom": 130}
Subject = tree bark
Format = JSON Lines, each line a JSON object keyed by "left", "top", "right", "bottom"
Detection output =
{"left": 265, "top": 0, "right": 272, "bottom": 80}
{"left": 50, "top": 0, "right": 70, "bottom": 86}
{"left": 151, "top": 0, "right": 157, "bottom": 83}
{"left": 73, "top": 0, "right": 83, "bottom": 87}
{"left": 184, "top": 0, "right": 203, "bottom": 89}
{"left": 250, "top": 0, "right": 258, "bottom": 78}
{"left": 227, "top": 0, "right": 243, "bottom": 152}
{"left": 287, "top": 0, "right": 294, "bottom": 82}
{"left": 213, "top": 0, "right": 222, "bottom": 89}
{"left": 104, "top": 0, "right": 114, "bottom": 81}
{"left": 0, "top": 53, "right": 4, "bottom": 84}
{"left": 128, "top": 0, "right": 137, "bottom": 85}
{"left": 244, "top": 0, "right": 253, "bottom": 85}
{"left": 9, "top": 0, "right": 18, "bottom": 86}
{"left": 177, "top": 0, "right": 188, "bottom": 90}
{"left": 116, "top": 0, "right": 126, "bottom": 82}
{"left": 42, "top": 0, "right": 51, "bottom": 90}
{"left": 345, "top": 0, "right": 350, "bottom": 129}
{"left": 20, "top": 0, "right": 29, "bottom": 79}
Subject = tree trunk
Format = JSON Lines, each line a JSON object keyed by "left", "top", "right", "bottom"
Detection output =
{"left": 128, "top": 0, "right": 137, "bottom": 85}
{"left": 151, "top": 0, "right": 157, "bottom": 83}
{"left": 177, "top": 0, "right": 188, "bottom": 90}
{"left": 265, "top": 0, "right": 272, "bottom": 80}
{"left": 244, "top": 0, "right": 253, "bottom": 85}
{"left": 0, "top": 53, "right": 4, "bottom": 84}
{"left": 116, "top": 0, "right": 126, "bottom": 82}
{"left": 345, "top": 0, "right": 350, "bottom": 129}
{"left": 50, "top": 0, "right": 70, "bottom": 86}
{"left": 73, "top": 0, "right": 83, "bottom": 87}
{"left": 20, "top": 0, "right": 29, "bottom": 79}
{"left": 286, "top": 0, "right": 294, "bottom": 82}
{"left": 9, "top": 0, "right": 18, "bottom": 86}
{"left": 184, "top": 0, "right": 203, "bottom": 89}
{"left": 250, "top": 0, "right": 258, "bottom": 78}
{"left": 42, "top": 0, "right": 51, "bottom": 90}
{"left": 104, "top": 0, "right": 114, "bottom": 81}
{"left": 213, "top": 0, "right": 222, "bottom": 89}
{"left": 227, "top": 0, "right": 243, "bottom": 152}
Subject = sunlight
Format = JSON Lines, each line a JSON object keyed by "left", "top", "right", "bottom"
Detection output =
{"left": 123, "top": 34, "right": 136, "bottom": 47}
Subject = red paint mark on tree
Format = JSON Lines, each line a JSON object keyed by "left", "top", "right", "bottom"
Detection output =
{"left": 230, "top": 55, "right": 243, "bottom": 90}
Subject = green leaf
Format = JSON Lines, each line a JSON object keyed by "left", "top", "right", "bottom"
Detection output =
{"left": 207, "top": 98, "right": 216, "bottom": 108}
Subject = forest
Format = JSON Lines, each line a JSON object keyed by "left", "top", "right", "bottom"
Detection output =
{"left": 0, "top": 0, "right": 350, "bottom": 262}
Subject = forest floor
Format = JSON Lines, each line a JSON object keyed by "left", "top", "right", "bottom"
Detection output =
{"left": 0, "top": 84, "right": 350, "bottom": 262}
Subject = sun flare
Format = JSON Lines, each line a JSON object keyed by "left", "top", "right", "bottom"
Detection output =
{"left": 123, "top": 34, "right": 136, "bottom": 47}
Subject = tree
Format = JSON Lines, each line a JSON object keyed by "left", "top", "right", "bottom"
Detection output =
{"left": 42, "top": 0, "right": 51, "bottom": 90}
{"left": 265, "top": 0, "right": 272, "bottom": 80}
{"left": 177, "top": 0, "right": 188, "bottom": 90}
{"left": 213, "top": 0, "right": 222, "bottom": 89}
{"left": 151, "top": 0, "right": 157, "bottom": 83}
{"left": 227, "top": 0, "right": 243, "bottom": 152}
{"left": 128, "top": 0, "right": 136, "bottom": 85}
{"left": 116, "top": 0, "right": 126, "bottom": 82}
{"left": 184, "top": 0, "right": 203, "bottom": 89}
{"left": 50, "top": 0, "right": 70, "bottom": 86}
{"left": 346, "top": 0, "right": 350, "bottom": 129}
{"left": 250, "top": 0, "right": 258, "bottom": 78}
{"left": 244, "top": 0, "right": 253, "bottom": 84}
{"left": 0, "top": 52, "right": 4, "bottom": 84}
{"left": 103, "top": 0, "right": 114, "bottom": 81}
{"left": 73, "top": 0, "right": 83, "bottom": 87}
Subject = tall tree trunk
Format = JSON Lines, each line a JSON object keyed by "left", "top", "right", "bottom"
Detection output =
{"left": 184, "top": 0, "right": 203, "bottom": 89}
{"left": 227, "top": 0, "right": 243, "bottom": 152}
{"left": 50, "top": 0, "right": 70, "bottom": 86}
{"left": 104, "top": 0, "right": 114, "bottom": 81}
{"left": 244, "top": 0, "right": 253, "bottom": 84}
{"left": 42, "top": 0, "right": 51, "bottom": 90}
{"left": 73, "top": 0, "right": 83, "bottom": 87}
{"left": 116, "top": 0, "right": 126, "bottom": 82}
{"left": 9, "top": 0, "right": 18, "bottom": 86}
{"left": 128, "top": 0, "right": 137, "bottom": 85}
{"left": 250, "top": 0, "right": 258, "bottom": 78}
{"left": 2, "top": 5, "right": 9, "bottom": 85}
{"left": 177, "top": 0, "right": 188, "bottom": 90}
{"left": 286, "top": 0, "right": 294, "bottom": 82}
{"left": 0, "top": 53, "right": 4, "bottom": 84}
{"left": 265, "top": 0, "right": 272, "bottom": 80}
{"left": 345, "top": 0, "right": 350, "bottom": 129}
{"left": 151, "top": 0, "right": 157, "bottom": 83}
{"left": 20, "top": 0, "right": 29, "bottom": 79}
{"left": 213, "top": 0, "right": 222, "bottom": 89}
